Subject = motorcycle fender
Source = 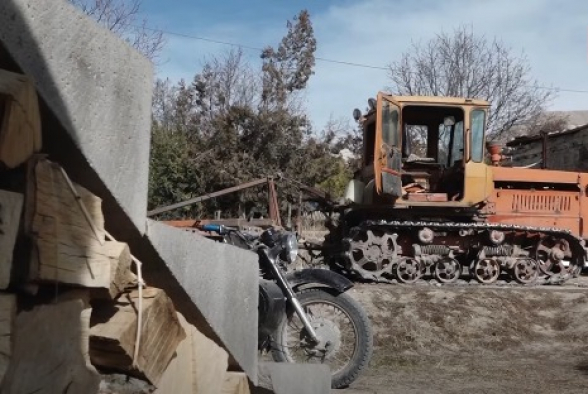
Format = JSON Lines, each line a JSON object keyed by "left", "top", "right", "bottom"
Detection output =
{"left": 285, "top": 269, "right": 353, "bottom": 294}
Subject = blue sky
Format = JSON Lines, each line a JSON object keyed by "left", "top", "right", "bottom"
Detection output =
{"left": 140, "top": 0, "right": 588, "bottom": 130}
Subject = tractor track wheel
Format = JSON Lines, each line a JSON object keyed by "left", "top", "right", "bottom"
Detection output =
{"left": 512, "top": 258, "right": 539, "bottom": 284}
{"left": 473, "top": 258, "right": 501, "bottom": 284}
{"left": 394, "top": 258, "right": 422, "bottom": 284}
{"left": 434, "top": 258, "right": 462, "bottom": 283}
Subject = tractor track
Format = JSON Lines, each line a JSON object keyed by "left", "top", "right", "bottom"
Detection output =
{"left": 301, "top": 219, "right": 587, "bottom": 287}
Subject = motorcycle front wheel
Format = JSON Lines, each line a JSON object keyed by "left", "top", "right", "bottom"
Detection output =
{"left": 271, "top": 288, "right": 373, "bottom": 389}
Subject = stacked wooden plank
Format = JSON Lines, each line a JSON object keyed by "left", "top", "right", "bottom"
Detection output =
{"left": 90, "top": 288, "right": 186, "bottom": 383}
{"left": 154, "top": 312, "right": 251, "bottom": 394}
{"left": 0, "top": 69, "right": 41, "bottom": 169}
{"left": 1, "top": 292, "right": 100, "bottom": 393}
{"left": 0, "top": 68, "right": 244, "bottom": 393}
{"left": 0, "top": 154, "right": 189, "bottom": 391}
{"left": 26, "top": 158, "right": 138, "bottom": 295}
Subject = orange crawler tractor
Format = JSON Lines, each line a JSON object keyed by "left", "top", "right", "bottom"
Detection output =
{"left": 324, "top": 93, "right": 587, "bottom": 285}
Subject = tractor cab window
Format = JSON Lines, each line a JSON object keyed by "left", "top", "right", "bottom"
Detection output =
{"left": 470, "top": 109, "right": 486, "bottom": 162}
{"left": 402, "top": 125, "right": 428, "bottom": 158}
{"left": 381, "top": 101, "right": 399, "bottom": 147}
{"left": 439, "top": 120, "right": 464, "bottom": 167}
{"left": 401, "top": 106, "right": 464, "bottom": 165}
{"left": 398, "top": 105, "right": 465, "bottom": 202}
{"left": 363, "top": 118, "right": 375, "bottom": 165}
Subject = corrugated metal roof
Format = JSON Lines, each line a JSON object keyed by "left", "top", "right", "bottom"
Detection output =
{"left": 546, "top": 110, "right": 588, "bottom": 128}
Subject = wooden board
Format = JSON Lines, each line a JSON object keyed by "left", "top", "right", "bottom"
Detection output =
{"left": 92, "top": 241, "right": 137, "bottom": 300}
{"left": 222, "top": 372, "right": 251, "bottom": 394}
{"left": 406, "top": 192, "right": 448, "bottom": 202}
{"left": 0, "top": 69, "right": 41, "bottom": 169}
{"left": 107, "top": 241, "right": 137, "bottom": 299}
{"left": 27, "top": 159, "right": 136, "bottom": 293}
{"left": 192, "top": 317, "right": 229, "bottom": 394}
{"left": 0, "top": 293, "right": 15, "bottom": 384}
{"left": 0, "top": 295, "right": 100, "bottom": 393}
{"left": 0, "top": 190, "right": 23, "bottom": 289}
{"left": 89, "top": 287, "right": 186, "bottom": 385}
{"left": 29, "top": 159, "right": 106, "bottom": 285}
{"left": 154, "top": 313, "right": 194, "bottom": 394}
{"left": 156, "top": 311, "right": 230, "bottom": 394}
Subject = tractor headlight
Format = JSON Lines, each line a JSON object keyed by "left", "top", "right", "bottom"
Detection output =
{"left": 283, "top": 233, "right": 299, "bottom": 264}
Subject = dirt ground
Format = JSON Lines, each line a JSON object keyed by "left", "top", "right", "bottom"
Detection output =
{"left": 336, "top": 278, "right": 588, "bottom": 394}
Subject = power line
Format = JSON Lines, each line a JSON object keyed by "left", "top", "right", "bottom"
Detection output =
{"left": 141, "top": 25, "right": 588, "bottom": 95}
{"left": 148, "top": 27, "right": 265, "bottom": 52}
{"left": 314, "top": 57, "right": 388, "bottom": 70}
{"left": 143, "top": 25, "right": 390, "bottom": 70}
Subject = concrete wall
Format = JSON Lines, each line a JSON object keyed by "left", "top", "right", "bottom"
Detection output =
{"left": 144, "top": 220, "right": 259, "bottom": 381}
{"left": 0, "top": 0, "right": 152, "bottom": 232}
{"left": 254, "top": 362, "right": 331, "bottom": 394}
{"left": 509, "top": 126, "right": 588, "bottom": 171}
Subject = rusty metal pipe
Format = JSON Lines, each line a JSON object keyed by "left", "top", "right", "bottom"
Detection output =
{"left": 147, "top": 177, "right": 270, "bottom": 216}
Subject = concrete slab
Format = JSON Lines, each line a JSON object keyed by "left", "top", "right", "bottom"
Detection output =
{"left": 145, "top": 220, "right": 259, "bottom": 382}
{"left": 0, "top": 0, "right": 153, "bottom": 232}
{"left": 254, "top": 362, "right": 331, "bottom": 394}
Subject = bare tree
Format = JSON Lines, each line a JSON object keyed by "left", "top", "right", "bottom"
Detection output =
{"left": 194, "top": 50, "right": 260, "bottom": 115}
{"left": 387, "top": 26, "right": 555, "bottom": 140}
{"left": 191, "top": 49, "right": 261, "bottom": 140}
{"left": 69, "top": 0, "right": 165, "bottom": 62}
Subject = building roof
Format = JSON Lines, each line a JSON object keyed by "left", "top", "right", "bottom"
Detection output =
{"left": 381, "top": 93, "right": 490, "bottom": 107}
{"left": 546, "top": 110, "right": 588, "bottom": 129}
{"left": 506, "top": 110, "right": 588, "bottom": 146}
{"left": 507, "top": 122, "right": 588, "bottom": 146}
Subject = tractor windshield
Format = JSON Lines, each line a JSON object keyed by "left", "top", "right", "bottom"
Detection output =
{"left": 381, "top": 101, "right": 399, "bottom": 147}
{"left": 470, "top": 109, "right": 486, "bottom": 162}
{"left": 438, "top": 120, "right": 464, "bottom": 167}
{"left": 400, "top": 105, "right": 464, "bottom": 167}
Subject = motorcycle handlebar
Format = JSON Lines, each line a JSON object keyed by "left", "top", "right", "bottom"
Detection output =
{"left": 200, "top": 224, "right": 241, "bottom": 234}
{"left": 200, "top": 223, "right": 223, "bottom": 233}
{"left": 199, "top": 224, "right": 260, "bottom": 248}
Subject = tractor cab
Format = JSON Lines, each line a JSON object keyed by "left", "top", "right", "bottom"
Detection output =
{"left": 349, "top": 93, "right": 491, "bottom": 207}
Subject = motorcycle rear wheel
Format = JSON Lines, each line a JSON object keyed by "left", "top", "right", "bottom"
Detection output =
{"left": 271, "top": 288, "right": 373, "bottom": 389}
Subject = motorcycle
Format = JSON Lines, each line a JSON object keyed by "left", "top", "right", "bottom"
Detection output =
{"left": 199, "top": 223, "right": 373, "bottom": 389}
